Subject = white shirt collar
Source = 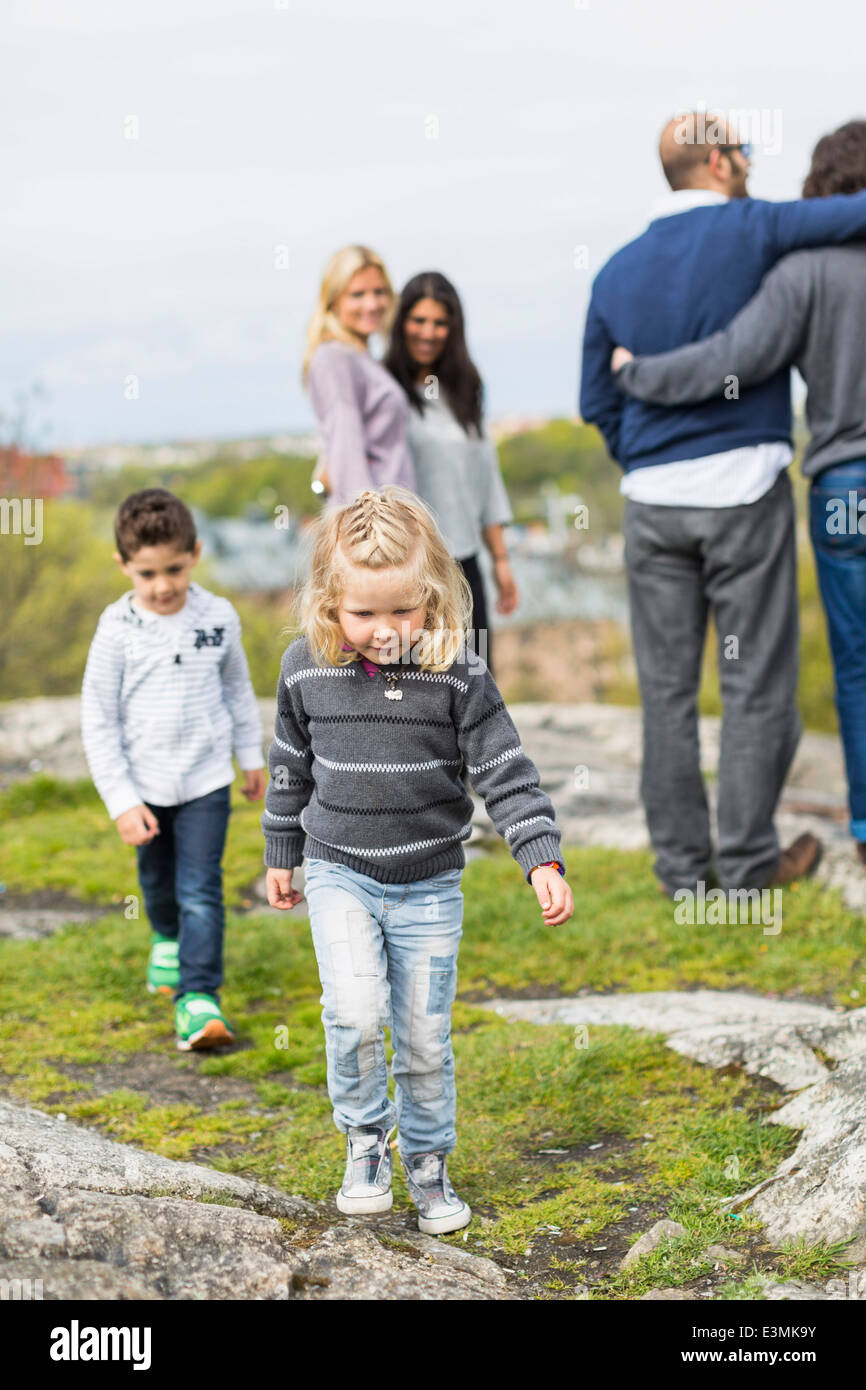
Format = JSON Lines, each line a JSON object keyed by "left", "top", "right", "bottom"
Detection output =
{"left": 128, "top": 583, "right": 195, "bottom": 624}
{"left": 647, "top": 188, "right": 729, "bottom": 223}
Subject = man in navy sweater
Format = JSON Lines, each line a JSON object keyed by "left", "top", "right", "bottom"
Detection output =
{"left": 579, "top": 114, "right": 866, "bottom": 896}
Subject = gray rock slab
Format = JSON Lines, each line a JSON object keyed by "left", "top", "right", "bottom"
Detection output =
{"left": 399, "top": 1230, "right": 508, "bottom": 1288}
{"left": 0, "top": 904, "right": 106, "bottom": 941}
{"left": 729, "top": 1055, "right": 866, "bottom": 1254}
{"left": 761, "top": 1279, "right": 835, "bottom": 1301}
{"left": 485, "top": 990, "right": 866, "bottom": 1091}
{"left": 49, "top": 1190, "right": 294, "bottom": 1300}
{"left": 0, "top": 697, "right": 87, "bottom": 780}
{"left": 291, "top": 1224, "right": 514, "bottom": 1301}
{"left": 0, "top": 1100, "right": 311, "bottom": 1220}
{"left": 703, "top": 1244, "right": 747, "bottom": 1268}
{"left": 620, "top": 1219, "right": 688, "bottom": 1271}
{"left": 0, "top": 1101, "right": 515, "bottom": 1300}
{"left": 0, "top": 1257, "right": 159, "bottom": 1300}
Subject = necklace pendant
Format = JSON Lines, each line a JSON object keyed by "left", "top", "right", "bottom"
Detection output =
{"left": 384, "top": 687, "right": 403, "bottom": 701}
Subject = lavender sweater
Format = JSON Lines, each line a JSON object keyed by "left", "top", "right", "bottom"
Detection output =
{"left": 307, "top": 340, "right": 416, "bottom": 507}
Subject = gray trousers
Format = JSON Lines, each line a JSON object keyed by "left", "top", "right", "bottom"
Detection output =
{"left": 623, "top": 469, "right": 801, "bottom": 891}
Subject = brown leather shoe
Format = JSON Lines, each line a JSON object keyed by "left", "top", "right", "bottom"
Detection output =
{"left": 767, "top": 833, "right": 822, "bottom": 886}
{"left": 857, "top": 842, "right": 866, "bottom": 868}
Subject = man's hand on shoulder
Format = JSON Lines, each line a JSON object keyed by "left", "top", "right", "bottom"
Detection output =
{"left": 116, "top": 804, "right": 160, "bottom": 846}
{"left": 611, "top": 346, "right": 634, "bottom": 372}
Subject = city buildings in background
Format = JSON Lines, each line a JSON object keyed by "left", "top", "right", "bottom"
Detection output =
{"left": 60, "top": 430, "right": 320, "bottom": 479}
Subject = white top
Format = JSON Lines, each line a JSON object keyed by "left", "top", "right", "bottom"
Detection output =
{"left": 621, "top": 188, "right": 793, "bottom": 508}
{"left": 81, "top": 581, "right": 264, "bottom": 819}
{"left": 406, "top": 389, "right": 513, "bottom": 558}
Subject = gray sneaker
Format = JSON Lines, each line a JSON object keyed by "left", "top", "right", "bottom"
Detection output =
{"left": 336, "top": 1125, "right": 394, "bottom": 1214}
{"left": 401, "top": 1150, "right": 471, "bottom": 1235}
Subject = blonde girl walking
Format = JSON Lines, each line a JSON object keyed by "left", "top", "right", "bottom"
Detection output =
{"left": 261, "top": 485, "right": 573, "bottom": 1234}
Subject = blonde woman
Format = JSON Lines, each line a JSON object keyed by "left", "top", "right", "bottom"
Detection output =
{"left": 260, "top": 485, "right": 573, "bottom": 1233}
{"left": 303, "top": 246, "right": 416, "bottom": 507}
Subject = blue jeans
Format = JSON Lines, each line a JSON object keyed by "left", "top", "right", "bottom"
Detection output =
{"left": 809, "top": 460, "right": 866, "bottom": 841}
{"left": 135, "top": 784, "right": 231, "bottom": 999}
{"left": 302, "top": 857, "right": 464, "bottom": 1157}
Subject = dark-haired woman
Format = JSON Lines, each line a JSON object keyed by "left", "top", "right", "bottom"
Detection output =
{"left": 611, "top": 119, "right": 866, "bottom": 869}
{"left": 384, "top": 272, "right": 516, "bottom": 678}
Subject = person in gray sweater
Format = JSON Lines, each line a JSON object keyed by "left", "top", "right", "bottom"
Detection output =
{"left": 612, "top": 120, "right": 866, "bottom": 866}
{"left": 261, "top": 484, "right": 572, "bottom": 1234}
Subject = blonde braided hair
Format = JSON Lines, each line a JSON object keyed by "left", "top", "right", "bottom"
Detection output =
{"left": 288, "top": 485, "right": 474, "bottom": 671}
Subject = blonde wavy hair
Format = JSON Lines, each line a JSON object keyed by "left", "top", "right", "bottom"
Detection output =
{"left": 288, "top": 485, "right": 474, "bottom": 672}
{"left": 302, "top": 245, "right": 395, "bottom": 382}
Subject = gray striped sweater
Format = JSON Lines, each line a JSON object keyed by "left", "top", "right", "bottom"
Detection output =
{"left": 261, "top": 634, "right": 565, "bottom": 884}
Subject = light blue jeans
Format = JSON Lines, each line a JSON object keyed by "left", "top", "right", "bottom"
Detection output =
{"left": 302, "top": 857, "right": 464, "bottom": 1157}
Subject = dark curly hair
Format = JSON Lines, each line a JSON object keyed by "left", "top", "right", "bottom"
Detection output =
{"left": 114, "top": 488, "right": 197, "bottom": 561}
{"left": 803, "top": 120, "right": 866, "bottom": 197}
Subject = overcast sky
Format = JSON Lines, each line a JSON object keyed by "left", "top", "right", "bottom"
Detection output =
{"left": 3, "top": 0, "right": 863, "bottom": 448}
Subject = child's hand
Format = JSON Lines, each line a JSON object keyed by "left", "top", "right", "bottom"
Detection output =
{"left": 530, "top": 866, "right": 574, "bottom": 926}
{"left": 266, "top": 866, "right": 305, "bottom": 910}
{"left": 116, "top": 804, "right": 160, "bottom": 846}
{"left": 240, "top": 768, "right": 267, "bottom": 801}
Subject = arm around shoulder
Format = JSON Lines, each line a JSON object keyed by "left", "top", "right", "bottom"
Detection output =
{"left": 615, "top": 255, "right": 812, "bottom": 406}
{"left": 764, "top": 189, "right": 866, "bottom": 257}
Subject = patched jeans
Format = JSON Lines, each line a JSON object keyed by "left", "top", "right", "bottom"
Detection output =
{"left": 302, "top": 857, "right": 464, "bottom": 1157}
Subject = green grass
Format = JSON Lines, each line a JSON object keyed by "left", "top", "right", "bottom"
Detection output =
{"left": 1, "top": 774, "right": 862, "bottom": 1299}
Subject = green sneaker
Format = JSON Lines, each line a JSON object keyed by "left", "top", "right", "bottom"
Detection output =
{"left": 174, "top": 992, "right": 235, "bottom": 1052}
{"left": 146, "top": 934, "right": 179, "bottom": 996}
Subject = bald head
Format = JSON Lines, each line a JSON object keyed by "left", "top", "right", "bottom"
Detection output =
{"left": 659, "top": 112, "right": 746, "bottom": 193}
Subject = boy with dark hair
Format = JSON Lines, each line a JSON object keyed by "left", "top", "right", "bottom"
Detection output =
{"left": 81, "top": 488, "right": 266, "bottom": 1049}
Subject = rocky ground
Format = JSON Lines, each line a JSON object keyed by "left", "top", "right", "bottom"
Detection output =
{"left": 1, "top": 694, "right": 865, "bottom": 1300}
{"left": 0, "top": 1100, "right": 511, "bottom": 1300}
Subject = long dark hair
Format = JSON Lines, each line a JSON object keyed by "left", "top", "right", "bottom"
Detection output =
{"left": 383, "top": 272, "right": 484, "bottom": 436}
{"left": 803, "top": 120, "right": 866, "bottom": 197}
